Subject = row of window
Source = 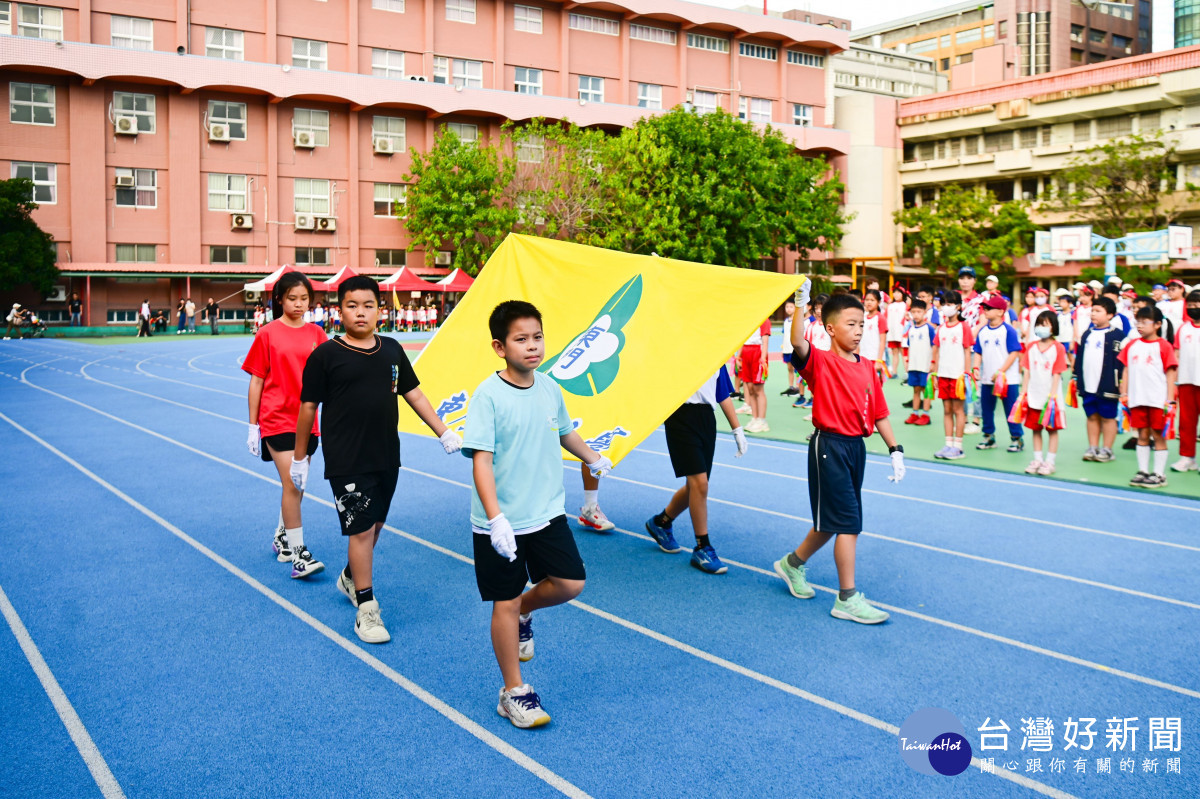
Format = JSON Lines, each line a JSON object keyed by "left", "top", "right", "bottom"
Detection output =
{"left": 907, "top": 24, "right": 995, "bottom": 54}
{"left": 903, "top": 113, "right": 1164, "bottom": 162}
{"left": 904, "top": 163, "right": 1200, "bottom": 207}
{"left": 1069, "top": 25, "right": 1134, "bottom": 51}
{"left": 102, "top": 246, "right": 408, "bottom": 268}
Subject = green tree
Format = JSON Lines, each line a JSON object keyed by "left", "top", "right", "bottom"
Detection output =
{"left": 403, "top": 127, "right": 518, "bottom": 275}
{"left": 505, "top": 119, "right": 610, "bottom": 243}
{"left": 588, "top": 107, "right": 848, "bottom": 267}
{"left": 893, "top": 184, "right": 1035, "bottom": 279}
{"left": 0, "top": 178, "right": 58, "bottom": 294}
{"left": 1045, "top": 133, "right": 1200, "bottom": 239}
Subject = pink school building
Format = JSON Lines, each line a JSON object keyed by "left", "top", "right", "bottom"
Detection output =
{"left": 0, "top": 0, "right": 849, "bottom": 327}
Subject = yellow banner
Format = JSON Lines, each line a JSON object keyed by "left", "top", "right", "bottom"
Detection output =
{"left": 400, "top": 234, "right": 803, "bottom": 464}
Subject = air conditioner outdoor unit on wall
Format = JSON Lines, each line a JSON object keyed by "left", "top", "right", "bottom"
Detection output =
{"left": 407, "top": 75, "right": 427, "bottom": 82}
{"left": 231, "top": 213, "right": 254, "bottom": 230}
{"left": 245, "top": 290, "right": 261, "bottom": 302}
{"left": 315, "top": 216, "right": 337, "bottom": 232}
{"left": 115, "top": 115, "right": 138, "bottom": 135}
{"left": 115, "top": 174, "right": 136, "bottom": 188}
{"left": 294, "top": 131, "right": 316, "bottom": 149}
{"left": 373, "top": 137, "right": 394, "bottom": 154}
{"left": 46, "top": 286, "right": 67, "bottom": 302}
{"left": 295, "top": 214, "right": 316, "bottom": 230}
{"left": 209, "top": 124, "right": 231, "bottom": 142}
{"left": 435, "top": 251, "right": 452, "bottom": 266}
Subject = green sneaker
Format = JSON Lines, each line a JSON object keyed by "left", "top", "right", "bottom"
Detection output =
{"left": 831, "top": 592, "right": 890, "bottom": 625}
{"left": 773, "top": 557, "right": 815, "bottom": 599}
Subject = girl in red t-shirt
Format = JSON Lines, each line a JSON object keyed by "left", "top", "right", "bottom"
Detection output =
{"left": 243, "top": 272, "right": 329, "bottom": 579}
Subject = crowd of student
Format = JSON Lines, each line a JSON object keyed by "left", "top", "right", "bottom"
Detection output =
{"left": 252, "top": 301, "right": 443, "bottom": 335}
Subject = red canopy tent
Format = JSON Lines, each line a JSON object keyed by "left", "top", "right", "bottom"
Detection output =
{"left": 316, "top": 265, "right": 360, "bottom": 291}
{"left": 242, "top": 264, "right": 297, "bottom": 292}
{"left": 433, "top": 268, "right": 475, "bottom": 293}
{"left": 378, "top": 267, "right": 435, "bottom": 293}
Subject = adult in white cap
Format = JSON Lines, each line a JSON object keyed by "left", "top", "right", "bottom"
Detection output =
{"left": 5, "top": 303, "right": 25, "bottom": 339}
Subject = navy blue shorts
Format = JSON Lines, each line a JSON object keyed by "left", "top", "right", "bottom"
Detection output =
{"left": 906, "top": 370, "right": 928, "bottom": 389}
{"left": 808, "top": 430, "right": 866, "bottom": 535}
{"left": 1081, "top": 393, "right": 1119, "bottom": 420}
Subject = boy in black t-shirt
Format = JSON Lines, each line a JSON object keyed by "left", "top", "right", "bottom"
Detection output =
{"left": 294, "top": 276, "right": 463, "bottom": 644}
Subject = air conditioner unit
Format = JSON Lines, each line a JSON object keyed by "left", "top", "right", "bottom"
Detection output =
{"left": 294, "top": 130, "right": 316, "bottom": 149}
{"left": 435, "top": 251, "right": 453, "bottom": 266}
{"left": 407, "top": 75, "right": 427, "bottom": 82}
{"left": 373, "top": 137, "right": 394, "bottom": 154}
{"left": 46, "top": 286, "right": 67, "bottom": 302}
{"left": 315, "top": 216, "right": 337, "bottom": 232}
{"left": 231, "top": 212, "right": 254, "bottom": 230}
{"left": 208, "top": 124, "right": 231, "bottom": 142}
{"left": 294, "top": 214, "right": 316, "bottom": 230}
{"left": 115, "top": 174, "right": 136, "bottom": 188}
{"left": 244, "top": 290, "right": 261, "bottom": 302}
{"left": 114, "top": 115, "right": 138, "bottom": 135}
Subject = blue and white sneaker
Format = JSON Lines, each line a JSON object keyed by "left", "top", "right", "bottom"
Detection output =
{"left": 946, "top": 447, "right": 966, "bottom": 460}
{"left": 690, "top": 545, "right": 728, "bottom": 574}
{"left": 518, "top": 613, "right": 534, "bottom": 662}
{"left": 645, "top": 516, "right": 683, "bottom": 553}
{"left": 933, "top": 446, "right": 955, "bottom": 460}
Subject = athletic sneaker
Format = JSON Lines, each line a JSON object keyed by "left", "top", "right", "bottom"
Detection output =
{"left": 914, "top": 415, "right": 931, "bottom": 426}
{"left": 754, "top": 421, "right": 770, "bottom": 433}
{"left": 904, "top": 413, "right": 919, "bottom": 425}
{"left": 946, "top": 447, "right": 966, "bottom": 460}
{"left": 355, "top": 600, "right": 390, "bottom": 644}
{"left": 901, "top": 399, "right": 914, "bottom": 409}
{"left": 497, "top": 685, "right": 551, "bottom": 729}
{"left": 1143, "top": 473, "right": 1168, "bottom": 489}
{"left": 934, "top": 446, "right": 955, "bottom": 460}
{"left": 337, "top": 569, "right": 358, "bottom": 607}
{"left": 690, "top": 545, "right": 728, "bottom": 574}
{"left": 291, "top": 546, "right": 325, "bottom": 579}
{"left": 793, "top": 398, "right": 805, "bottom": 408}
{"left": 801, "top": 397, "right": 814, "bottom": 409}
{"left": 1036, "top": 461, "right": 1056, "bottom": 476}
{"left": 963, "top": 422, "right": 981, "bottom": 435}
{"left": 518, "top": 613, "right": 534, "bottom": 662}
{"left": 830, "top": 592, "right": 890, "bottom": 624}
{"left": 1171, "top": 457, "right": 1198, "bottom": 472}
{"left": 1129, "top": 471, "right": 1150, "bottom": 486}
{"left": 645, "top": 516, "right": 683, "bottom": 553}
{"left": 781, "top": 386, "right": 799, "bottom": 396}
{"left": 773, "top": 557, "right": 815, "bottom": 599}
{"left": 272, "top": 525, "right": 291, "bottom": 562}
{"left": 578, "top": 504, "right": 615, "bottom": 532}
{"left": 976, "top": 434, "right": 996, "bottom": 450}
{"left": 1082, "top": 447, "right": 1098, "bottom": 462}
{"left": 1122, "top": 437, "right": 1138, "bottom": 451}
{"left": 1007, "top": 438, "right": 1025, "bottom": 453}
{"left": 735, "top": 403, "right": 753, "bottom": 415}
{"left": 1025, "top": 459, "right": 1043, "bottom": 474}
{"left": 745, "top": 419, "right": 765, "bottom": 433}
{"left": 1093, "top": 448, "right": 1115, "bottom": 463}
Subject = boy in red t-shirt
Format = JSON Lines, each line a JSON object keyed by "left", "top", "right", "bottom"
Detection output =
{"left": 1120, "top": 306, "right": 1178, "bottom": 488}
{"left": 773, "top": 290, "right": 906, "bottom": 625}
{"left": 1172, "top": 289, "right": 1200, "bottom": 473}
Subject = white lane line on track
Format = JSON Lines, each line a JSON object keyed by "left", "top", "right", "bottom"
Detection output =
{"left": 0, "top": 583, "right": 128, "bottom": 799}
{"left": 0, "top": 408, "right": 592, "bottom": 799}
{"left": 186, "top": 352, "right": 251, "bottom": 381}
{"left": 134, "top": 355, "right": 245, "bottom": 398}
{"left": 0, "top": 403, "right": 1077, "bottom": 799}
{"left": 14, "top": 357, "right": 1200, "bottom": 695}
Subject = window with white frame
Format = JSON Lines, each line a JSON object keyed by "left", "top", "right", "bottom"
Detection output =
{"left": 578, "top": 76, "right": 603, "bottom": 103}
{"left": 792, "top": 103, "right": 812, "bottom": 127}
{"left": 373, "top": 116, "right": 406, "bottom": 151}
{"left": 738, "top": 42, "right": 777, "bottom": 61}
{"left": 515, "top": 67, "right": 542, "bottom": 95}
{"left": 113, "top": 92, "right": 156, "bottom": 133}
{"left": 374, "top": 183, "right": 407, "bottom": 217}
{"left": 115, "top": 244, "right": 156, "bottom": 262}
{"left": 686, "top": 33, "right": 728, "bottom": 52}
{"left": 738, "top": 96, "right": 771, "bottom": 123}
{"left": 205, "top": 28, "right": 243, "bottom": 60}
{"left": 376, "top": 249, "right": 406, "bottom": 266}
{"left": 0, "top": 3, "right": 10, "bottom": 31}
{"left": 432, "top": 57, "right": 483, "bottom": 89}
{"left": 294, "top": 248, "right": 330, "bottom": 265}
{"left": 210, "top": 245, "right": 247, "bottom": 265}
{"left": 208, "top": 101, "right": 246, "bottom": 139}
{"left": 10, "top": 161, "right": 56, "bottom": 203}
{"left": 514, "top": 5, "right": 541, "bottom": 33}
{"left": 293, "top": 109, "right": 330, "bottom": 147}
{"left": 516, "top": 134, "right": 544, "bottom": 163}
{"left": 630, "top": 24, "right": 676, "bottom": 45}
{"left": 787, "top": 50, "right": 825, "bottom": 68}
{"left": 446, "top": 0, "right": 475, "bottom": 23}
{"left": 18, "top": 5, "right": 62, "bottom": 40}
{"left": 569, "top": 13, "right": 619, "bottom": 35}
{"left": 293, "top": 178, "right": 330, "bottom": 215}
{"left": 371, "top": 48, "right": 405, "bottom": 79}
{"left": 10, "top": 82, "right": 55, "bottom": 126}
{"left": 114, "top": 168, "right": 157, "bottom": 208}
{"left": 371, "top": 0, "right": 405, "bottom": 11}
{"left": 111, "top": 16, "right": 153, "bottom": 50}
{"left": 637, "top": 83, "right": 662, "bottom": 109}
{"left": 292, "top": 39, "right": 327, "bottom": 70}
{"left": 446, "top": 122, "right": 478, "bottom": 143}
{"left": 208, "top": 174, "right": 248, "bottom": 211}
{"left": 693, "top": 90, "right": 718, "bottom": 114}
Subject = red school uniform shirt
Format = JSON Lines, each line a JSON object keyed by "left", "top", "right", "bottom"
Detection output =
{"left": 242, "top": 319, "right": 327, "bottom": 436}
{"left": 797, "top": 346, "right": 889, "bottom": 437}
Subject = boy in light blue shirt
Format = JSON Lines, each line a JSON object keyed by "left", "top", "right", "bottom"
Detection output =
{"left": 463, "top": 300, "right": 611, "bottom": 729}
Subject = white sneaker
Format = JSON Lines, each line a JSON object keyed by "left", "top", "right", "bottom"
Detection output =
{"left": 745, "top": 419, "right": 765, "bottom": 433}
{"left": 272, "top": 525, "right": 291, "bottom": 562}
{"left": 290, "top": 546, "right": 325, "bottom": 579}
{"left": 1036, "top": 461, "right": 1056, "bottom": 476}
{"left": 1171, "top": 457, "right": 1198, "bottom": 473}
{"left": 1025, "top": 459, "right": 1043, "bottom": 474}
{"left": 497, "top": 684, "right": 551, "bottom": 728}
{"left": 755, "top": 420, "right": 770, "bottom": 432}
{"left": 337, "top": 569, "right": 358, "bottom": 606}
{"left": 735, "top": 404, "right": 753, "bottom": 415}
{"left": 963, "top": 422, "right": 981, "bottom": 435}
{"left": 578, "top": 504, "right": 614, "bottom": 532}
{"left": 355, "top": 600, "right": 390, "bottom": 644}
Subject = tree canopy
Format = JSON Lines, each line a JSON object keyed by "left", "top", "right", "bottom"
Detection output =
{"left": 0, "top": 178, "right": 58, "bottom": 294}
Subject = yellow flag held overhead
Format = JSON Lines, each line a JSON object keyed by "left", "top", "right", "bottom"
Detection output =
{"left": 401, "top": 234, "right": 804, "bottom": 464}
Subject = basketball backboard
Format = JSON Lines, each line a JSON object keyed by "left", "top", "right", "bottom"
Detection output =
{"left": 1050, "top": 226, "right": 1091, "bottom": 261}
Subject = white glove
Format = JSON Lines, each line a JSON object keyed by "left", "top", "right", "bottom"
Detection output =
{"left": 587, "top": 454, "right": 613, "bottom": 478}
{"left": 887, "top": 450, "right": 906, "bottom": 483}
{"left": 794, "top": 278, "right": 811, "bottom": 312}
{"left": 439, "top": 428, "right": 463, "bottom": 454}
{"left": 487, "top": 513, "right": 518, "bottom": 562}
{"left": 247, "top": 423, "right": 260, "bottom": 457}
{"left": 733, "top": 427, "right": 748, "bottom": 458}
{"left": 289, "top": 456, "right": 309, "bottom": 491}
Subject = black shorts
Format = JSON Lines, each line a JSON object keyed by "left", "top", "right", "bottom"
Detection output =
{"left": 663, "top": 403, "right": 717, "bottom": 478}
{"left": 329, "top": 471, "right": 398, "bottom": 536}
{"left": 261, "top": 433, "right": 318, "bottom": 463}
{"left": 808, "top": 430, "right": 866, "bottom": 535}
{"left": 473, "top": 515, "right": 585, "bottom": 602}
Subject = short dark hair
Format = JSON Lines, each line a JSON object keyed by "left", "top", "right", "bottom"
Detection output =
{"left": 942, "top": 289, "right": 962, "bottom": 307}
{"left": 1093, "top": 296, "right": 1116, "bottom": 316}
{"left": 813, "top": 293, "right": 829, "bottom": 309}
{"left": 338, "top": 275, "right": 381, "bottom": 305}
{"left": 273, "top": 271, "right": 314, "bottom": 310}
{"left": 822, "top": 293, "right": 864, "bottom": 327}
{"left": 848, "top": 288, "right": 863, "bottom": 298}
{"left": 489, "top": 300, "right": 542, "bottom": 342}
{"left": 1035, "top": 310, "right": 1058, "bottom": 329}
{"left": 1187, "top": 289, "right": 1200, "bottom": 303}
{"left": 1101, "top": 284, "right": 1120, "bottom": 298}
{"left": 1135, "top": 305, "right": 1162, "bottom": 324}
{"left": 910, "top": 298, "right": 928, "bottom": 310}
{"left": 864, "top": 289, "right": 881, "bottom": 302}
{"left": 918, "top": 285, "right": 934, "bottom": 296}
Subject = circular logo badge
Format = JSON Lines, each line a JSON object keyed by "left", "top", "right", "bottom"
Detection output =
{"left": 898, "top": 708, "right": 973, "bottom": 776}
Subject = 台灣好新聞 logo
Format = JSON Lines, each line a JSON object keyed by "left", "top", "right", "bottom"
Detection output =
{"left": 899, "top": 708, "right": 973, "bottom": 776}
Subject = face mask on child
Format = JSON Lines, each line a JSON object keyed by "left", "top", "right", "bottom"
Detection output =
{"left": 942, "top": 304, "right": 958, "bottom": 316}
{"left": 1188, "top": 307, "right": 1200, "bottom": 321}
{"left": 1035, "top": 297, "right": 1048, "bottom": 306}
{"left": 1034, "top": 327, "right": 1053, "bottom": 340}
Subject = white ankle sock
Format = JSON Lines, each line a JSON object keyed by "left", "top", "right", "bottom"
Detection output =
{"left": 285, "top": 526, "right": 304, "bottom": 549}
{"left": 583, "top": 490, "right": 598, "bottom": 507}
{"left": 945, "top": 437, "right": 953, "bottom": 448}
{"left": 1154, "top": 449, "right": 1167, "bottom": 476}
{"left": 277, "top": 511, "right": 284, "bottom": 531}
{"left": 1136, "top": 445, "right": 1150, "bottom": 473}
{"left": 1046, "top": 452, "right": 1057, "bottom": 465}
{"left": 1033, "top": 450, "right": 1043, "bottom": 461}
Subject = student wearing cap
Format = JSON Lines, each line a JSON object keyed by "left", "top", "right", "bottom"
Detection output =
{"left": 1158, "top": 279, "right": 1187, "bottom": 332}
{"left": 972, "top": 295, "right": 1024, "bottom": 452}
{"left": 1151, "top": 284, "right": 1166, "bottom": 303}
{"left": 958, "top": 266, "right": 983, "bottom": 326}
